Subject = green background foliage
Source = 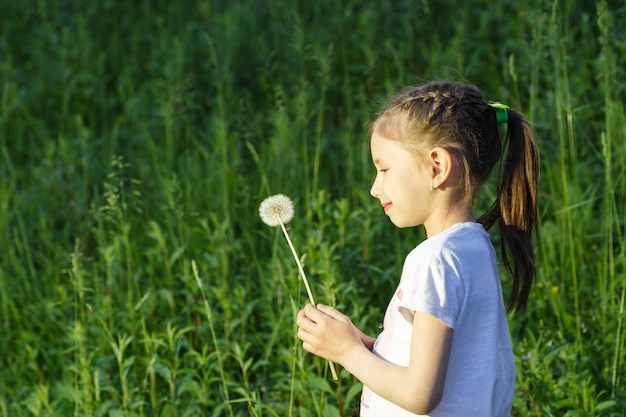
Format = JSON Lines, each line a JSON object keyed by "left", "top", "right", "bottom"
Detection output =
{"left": 0, "top": 0, "right": 624, "bottom": 415}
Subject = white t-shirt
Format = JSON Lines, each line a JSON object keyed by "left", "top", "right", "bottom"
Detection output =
{"left": 360, "top": 222, "right": 515, "bottom": 417}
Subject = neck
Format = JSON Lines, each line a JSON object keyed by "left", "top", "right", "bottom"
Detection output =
{"left": 424, "top": 202, "right": 475, "bottom": 238}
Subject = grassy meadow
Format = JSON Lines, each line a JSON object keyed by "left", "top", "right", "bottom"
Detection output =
{"left": 0, "top": 0, "right": 624, "bottom": 415}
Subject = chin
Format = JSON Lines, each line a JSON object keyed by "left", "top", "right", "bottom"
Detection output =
{"left": 390, "top": 218, "right": 416, "bottom": 228}
{"left": 389, "top": 217, "right": 422, "bottom": 229}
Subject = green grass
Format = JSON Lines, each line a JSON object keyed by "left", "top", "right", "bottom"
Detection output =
{"left": 0, "top": 0, "right": 624, "bottom": 416}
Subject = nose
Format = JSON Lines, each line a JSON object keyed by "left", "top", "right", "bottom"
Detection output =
{"left": 370, "top": 173, "right": 381, "bottom": 198}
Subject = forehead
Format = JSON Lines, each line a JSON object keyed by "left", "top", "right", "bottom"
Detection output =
{"left": 370, "top": 131, "right": 410, "bottom": 162}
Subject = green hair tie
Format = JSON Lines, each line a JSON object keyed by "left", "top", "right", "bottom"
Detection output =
{"left": 489, "top": 101, "right": 510, "bottom": 124}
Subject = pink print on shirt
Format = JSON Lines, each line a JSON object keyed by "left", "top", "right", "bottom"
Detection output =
{"left": 396, "top": 287, "right": 403, "bottom": 300}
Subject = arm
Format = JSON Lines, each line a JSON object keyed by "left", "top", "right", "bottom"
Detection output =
{"left": 297, "top": 304, "right": 452, "bottom": 415}
{"left": 359, "top": 330, "right": 377, "bottom": 351}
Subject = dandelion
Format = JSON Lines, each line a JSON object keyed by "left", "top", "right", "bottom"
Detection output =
{"left": 259, "top": 194, "right": 314, "bottom": 305}
{"left": 259, "top": 194, "right": 294, "bottom": 227}
{"left": 259, "top": 194, "right": 338, "bottom": 380}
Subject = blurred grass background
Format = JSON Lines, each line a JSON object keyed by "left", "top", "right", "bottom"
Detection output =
{"left": 0, "top": 0, "right": 624, "bottom": 416}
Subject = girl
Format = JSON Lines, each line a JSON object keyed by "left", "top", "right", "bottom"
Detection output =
{"left": 296, "top": 81, "right": 538, "bottom": 416}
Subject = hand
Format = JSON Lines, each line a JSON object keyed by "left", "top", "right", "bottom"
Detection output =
{"left": 296, "top": 304, "right": 363, "bottom": 365}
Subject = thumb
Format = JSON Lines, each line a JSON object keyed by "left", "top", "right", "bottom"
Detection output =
{"left": 316, "top": 304, "right": 348, "bottom": 321}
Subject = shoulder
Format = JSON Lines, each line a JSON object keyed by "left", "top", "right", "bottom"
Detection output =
{"left": 416, "top": 222, "right": 492, "bottom": 260}
{"left": 403, "top": 222, "right": 495, "bottom": 288}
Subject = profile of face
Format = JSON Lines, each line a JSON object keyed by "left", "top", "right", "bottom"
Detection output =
{"left": 369, "top": 131, "right": 433, "bottom": 229}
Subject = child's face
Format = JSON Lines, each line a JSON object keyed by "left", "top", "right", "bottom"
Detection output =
{"left": 370, "top": 132, "right": 433, "bottom": 229}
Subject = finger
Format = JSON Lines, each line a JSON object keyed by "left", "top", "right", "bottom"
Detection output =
{"left": 296, "top": 307, "right": 306, "bottom": 324}
{"left": 296, "top": 326, "right": 308, "bottom": 342}
{"left": 296, "top": 309, "right": 314, "bottom": 330}
{"left": 316, "top": 304, "right": 348, "bottom": 322}
{"left": 297, "top": 326, "right": 320, "bottom": 352}
{"left": 303, "top": 303, "right": 325, "bottom": 322}
{"left": 301, "top": 340, "right": 315, "bottom": 354}
{"left": 298, "top": 328, "right": 320, "bottom": 355}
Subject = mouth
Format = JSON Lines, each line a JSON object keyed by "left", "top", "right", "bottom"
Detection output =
{"left": 382, "top": 202, "right": 392, "bottom": 213}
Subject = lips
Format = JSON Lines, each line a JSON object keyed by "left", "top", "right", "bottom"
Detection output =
{"left": 383, "top": 202, "right": 392, "bottom": 213}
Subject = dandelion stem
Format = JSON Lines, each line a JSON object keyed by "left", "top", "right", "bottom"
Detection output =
{"left": 279, "top": 220, "right": 339, "bottom": 380}
{"left": 279, "top": 221, "right": 315, "bottom": 305}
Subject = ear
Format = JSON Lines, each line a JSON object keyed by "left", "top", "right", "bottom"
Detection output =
{"left": 427, "top": 147, "right": 455, "bottom": 189}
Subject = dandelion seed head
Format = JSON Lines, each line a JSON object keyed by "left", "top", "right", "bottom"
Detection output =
{"left": 259, "top": 194, "right": 294, "bottom": 227}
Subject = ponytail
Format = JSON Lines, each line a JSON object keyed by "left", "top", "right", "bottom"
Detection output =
{"left": 478, "top": 109, "right": 539, "bottom": 313}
